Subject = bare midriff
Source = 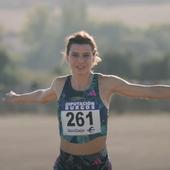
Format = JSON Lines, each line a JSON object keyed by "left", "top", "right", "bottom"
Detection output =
{"left": 60, "top": 136, "right": 107, "bottom": 155}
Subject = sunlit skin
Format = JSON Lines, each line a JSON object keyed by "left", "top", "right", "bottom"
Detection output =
{"left": 3, "top": 42, "right": 170, "bottom": 155}
{"left": 66, "top": 44, "right": 95, "bottom": 91}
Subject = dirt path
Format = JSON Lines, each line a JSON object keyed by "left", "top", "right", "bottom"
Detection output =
{"left": 0, "top": 113, "right": 170, "bottom": 170}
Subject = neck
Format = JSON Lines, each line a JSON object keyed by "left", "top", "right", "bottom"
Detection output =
{"left": 71, "top": 71, "right": 93, "bottom": 91}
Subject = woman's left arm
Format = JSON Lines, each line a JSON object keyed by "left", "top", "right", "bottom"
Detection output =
{"left": 120, "top": 83, "right": 170, "bottom": 99}
{"left": 107, "top": 75, "right": 170, "bottom": 99}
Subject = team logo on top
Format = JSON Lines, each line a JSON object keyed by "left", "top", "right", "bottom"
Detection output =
{"left": 87, "top": 90, "right": 96, "bottom": 97}
{"left": 87, "top": 126, "right": 95, "bottom": 133}
{"left": 65, "top": 101, "right": 95, "bottom": 110}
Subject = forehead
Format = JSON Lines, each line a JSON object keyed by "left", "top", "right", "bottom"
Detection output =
{"left": 69, "top": 44, "right": 93, "bottom": 53}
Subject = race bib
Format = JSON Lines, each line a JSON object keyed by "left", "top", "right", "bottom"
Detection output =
{"left": 61, "top": 110, "right": 101, "bottom": 136}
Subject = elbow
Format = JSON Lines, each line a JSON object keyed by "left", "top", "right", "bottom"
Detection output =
{"left": 37, "top": 93, "right": 49, "bottom": 104}
{"left": 37, "top": 96, "right": 47, "bottom": 104}
{"left": 39, "top": 99, "right": 48, "bottom": 104}
{"left": 36, "top": 89, "right": 56, "bottom": 104}
{"left": 36, "top": 91, "right": 47, "bottom": 104}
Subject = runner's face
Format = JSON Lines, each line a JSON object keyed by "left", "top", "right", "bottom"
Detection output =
{"left": 67, "top": 44, "right": 95, "bottom": 74}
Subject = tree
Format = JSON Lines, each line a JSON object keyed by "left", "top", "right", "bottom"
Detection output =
{"left": 139, "top": 54, "right": 170, "bottom": 81}
{"left": 22, "top": 5, "right": 62, "bottom": 69}
{"left": 96, "top": 51, "right": 134, "bottom": 78}
{"left": 60, "top": 0, "right": 87, "bottom": 34}
{"left": 0, "top": 49, "right": 10, "bottom": 72}
{"left": 0, "top": 49, "right": 18, "bottom": 89}
{"left": 22, "top": 6, "right": 50, "bottom": 44}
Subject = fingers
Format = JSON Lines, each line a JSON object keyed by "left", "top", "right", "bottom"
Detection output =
{"left": 2, "top": 91, "right": 16, "bottom": 103}
{"left": 7, "top": 91, "right": 15, "bottom": 96}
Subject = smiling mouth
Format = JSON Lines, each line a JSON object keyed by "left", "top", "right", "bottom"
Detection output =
{"left": 76, "top": 66, "right": 86, "bottom": 70}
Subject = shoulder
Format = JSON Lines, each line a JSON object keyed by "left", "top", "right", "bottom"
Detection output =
{"left": 95, "top": 73, "right": 123, "bottom": 83}
{"left": 48, "top": 74, "right": 70, "bottom": 100}
{"left": 95, "top": 73, "right": 129, "bottom": 92}
{"left": 50, "top": 75, "right": 69, "bottom": 96}
{"left": 52, "top": 75, "right": 69, "bottom": 85}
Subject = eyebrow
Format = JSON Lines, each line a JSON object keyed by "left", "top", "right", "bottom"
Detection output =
{"left": 71, "top": 51, "right": 91, "bottom": 55}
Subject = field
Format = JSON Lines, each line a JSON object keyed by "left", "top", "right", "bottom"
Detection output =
{"left": 88, "top": 3, "right": 170, "bottom": 27}
{"left": 0, "top": 113, "right": 170, "bottom": 170}
{"left": 1, "top": 3, "right": 170, "bottom": 32}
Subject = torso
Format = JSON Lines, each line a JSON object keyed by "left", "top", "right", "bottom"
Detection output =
{"left": 55, "top": 73, "right": 111, "bottom": 155}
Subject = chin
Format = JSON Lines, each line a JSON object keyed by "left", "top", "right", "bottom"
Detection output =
{"left": 74, "top": 69, "right": 91, "bottom": 75}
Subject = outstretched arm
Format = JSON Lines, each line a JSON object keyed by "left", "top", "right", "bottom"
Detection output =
{"left": 106, "top": 75, "right": 170, "bottom": 99}
{"left": 3, "top": 79, "right": 58, "bottom": 104}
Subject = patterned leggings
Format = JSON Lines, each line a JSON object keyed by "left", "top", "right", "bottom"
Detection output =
{"left": 53, "top": 149, "right": 112, "bottom": 170}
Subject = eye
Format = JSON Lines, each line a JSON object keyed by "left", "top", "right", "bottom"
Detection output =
{"left": 71, "top": 52, "right": 79, "bottom": 58}
{"left": 83, "top": 53, "right": 91, "bottom": 59}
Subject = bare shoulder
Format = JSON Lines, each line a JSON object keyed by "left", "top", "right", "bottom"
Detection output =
{"left": 97, "top": 73, "right": 129, "bottom": 92}
{"left": 51, "top": 75, "right": 69, "bottom": 99}
{"left": 97, "top": 73, "right": 125, "bottom": 84}
{"left": 53, "top": 75, "right": 68, "bottom": 83}
{"left": 96, "top": 73, "right": 127, "bottom": 105}
{"left": 52, "top": 75, "right": 68, "bottom": 89}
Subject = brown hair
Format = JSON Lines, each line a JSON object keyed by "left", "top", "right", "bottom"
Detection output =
{"left": 64, "top": 31, "right": 102, "bottom": 66}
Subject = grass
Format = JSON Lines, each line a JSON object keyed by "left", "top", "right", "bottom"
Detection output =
{"left": 1, "top": 3, "right": 170, "bottom": 32}
{"left": 88, "top": 3, "right": 170, "bottom": 28}
{"left": 0, "top": 113, "right": 170, "bottom": 170}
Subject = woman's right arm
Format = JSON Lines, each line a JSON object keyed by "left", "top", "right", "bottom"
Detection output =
{"left": 3, "top": 78, "right": 58, "bottom": 104}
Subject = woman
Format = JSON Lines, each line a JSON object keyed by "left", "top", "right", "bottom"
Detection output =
{"left": 3, "top": 31, "right": 170, "bottom": 170}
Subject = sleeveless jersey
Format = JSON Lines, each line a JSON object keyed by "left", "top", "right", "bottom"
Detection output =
{"left": 57, "top": 73, "right": 108, "bottom": 144}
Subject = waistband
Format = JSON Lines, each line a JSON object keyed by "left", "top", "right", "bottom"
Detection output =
{"left": 60, "top": 147, "right": 108, "bottom": 160}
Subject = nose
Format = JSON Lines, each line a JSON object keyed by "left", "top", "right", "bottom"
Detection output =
{"left": 78, "top": 55, "right": 85, "bottom": 62}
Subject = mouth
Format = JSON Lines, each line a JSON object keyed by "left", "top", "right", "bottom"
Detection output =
{"left": 76, "top": 66, "right": 86, "bottom": 70}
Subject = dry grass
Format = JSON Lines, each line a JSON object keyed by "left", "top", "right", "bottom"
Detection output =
{"left": 88, "top": 3, "right": 170, "bottom": 28}
{"left": 0, "top": 113, "right": 170, "bottom": 170}
{"left": 1, "top": 3, "right": 170, "bottom": 32}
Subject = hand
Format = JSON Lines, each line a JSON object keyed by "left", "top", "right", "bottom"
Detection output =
{"left": 2, "top": 91, "right": 18, "bottom": 104}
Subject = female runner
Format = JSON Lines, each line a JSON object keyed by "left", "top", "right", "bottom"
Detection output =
{"left": 4, "top": 31, "right": 170, "bottom": 170}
